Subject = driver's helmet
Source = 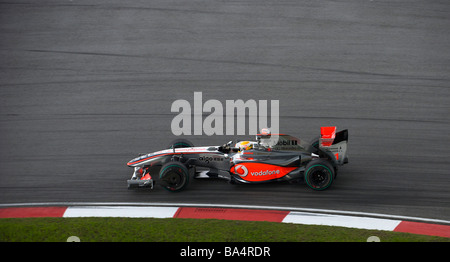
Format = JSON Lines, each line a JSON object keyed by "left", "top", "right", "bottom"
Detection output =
{"left": 235, "top": 141, "right": 253, "bottom": 152}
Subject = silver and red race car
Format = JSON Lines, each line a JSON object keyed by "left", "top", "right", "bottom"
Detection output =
{"left": 126, "top": 127, "right": 348, "bottom": 192}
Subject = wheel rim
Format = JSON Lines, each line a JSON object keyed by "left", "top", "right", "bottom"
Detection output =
{"left": 306, "top": 165, "right": 332, "bottom": 190}
{"left": 310, "top": 169, "right": 328, "bottom": 186}
{"left": 161, "top": 166, "right": 187, "bottom": 191}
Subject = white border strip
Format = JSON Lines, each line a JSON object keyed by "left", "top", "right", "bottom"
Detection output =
{"left": 283, "top": 211, "right": 401, "bottom": 231}
{"left": 63, "top": 206, "right": 179, "bottom": 218}
{"left": 1, "top": 202, "right": 449, "bottom": 225}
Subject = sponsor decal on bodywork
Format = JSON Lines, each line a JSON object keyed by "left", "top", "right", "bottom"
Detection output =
{"left": 231, "top": 163, "right": 296, "bottom": 182}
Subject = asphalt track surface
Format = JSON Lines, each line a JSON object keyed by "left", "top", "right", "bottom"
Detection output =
{"left": 1, "top": 1, "right": 449, "bottom": 221}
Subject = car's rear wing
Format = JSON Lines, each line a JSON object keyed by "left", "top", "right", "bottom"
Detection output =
{"left": 319, "top": 126, "right": 348, "bottom": 165}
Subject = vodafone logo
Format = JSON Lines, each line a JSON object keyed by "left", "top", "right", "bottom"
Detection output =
{"left": 251, "top": 169, "right": 280, "bottom": 176}
{"left": 234, "top": 165, "right": 248, "bottom": 177}
{"left": 234, "top": 165, "right": 281, "bottom": 178}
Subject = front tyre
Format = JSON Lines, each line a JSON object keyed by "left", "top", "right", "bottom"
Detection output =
{"left": 304, "top": 159, "right": 334, "bottom": 190}
{"left": 167, "top": 139, "right": 194, "bottom": 149}
{"left": 159, "top": 161, "right": 190, "bottom": 192}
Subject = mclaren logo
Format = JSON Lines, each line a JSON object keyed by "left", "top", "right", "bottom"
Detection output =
{"left": 234, "top": 165, "right": 248, "bottom": 177}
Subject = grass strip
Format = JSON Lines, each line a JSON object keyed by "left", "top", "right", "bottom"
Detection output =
{"left": 0, "top": 217, "right": 448, "bottom": 242}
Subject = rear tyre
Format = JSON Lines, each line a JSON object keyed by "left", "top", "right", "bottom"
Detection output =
{"left": 159, "top": 161, "right": 190, "bottom": 192}
{"left": 304, "top": 159, "right": 334, "bottom": 190}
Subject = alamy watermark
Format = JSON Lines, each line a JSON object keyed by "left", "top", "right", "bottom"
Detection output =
{"left": 171, "top": 92, "right": 279, "bottom": 142}
{"left": 67, "top": 236, "right": 81, "bottom": 242}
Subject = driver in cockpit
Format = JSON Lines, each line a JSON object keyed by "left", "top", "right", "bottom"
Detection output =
{"left": 235, "top": 141, "right": 256, "bottom": 152}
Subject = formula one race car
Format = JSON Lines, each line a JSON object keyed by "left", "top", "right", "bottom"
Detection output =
{"left": 126, "top": 127, "right": 348, "bottom": 192}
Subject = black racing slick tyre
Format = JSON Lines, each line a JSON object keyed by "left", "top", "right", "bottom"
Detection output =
{"left": 159, "top": 161, "right": 190, "bottom": 192}
{"left": 167, "top": 139, "right": 194, "bottom": 149}
{"left": 304, "top": 159, "right": 335, "bottom": 191}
